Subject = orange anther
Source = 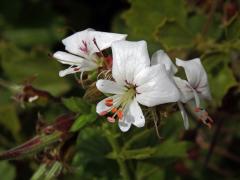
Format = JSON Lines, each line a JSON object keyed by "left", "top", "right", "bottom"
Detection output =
{"left": 111, "top": 107, "right": 117, "bottom": 113}
{"left": 117, "top": 110, "right": 123, "bottom": 120}
{"left": 105, "top": 99, "right": 113, "bottom": 106}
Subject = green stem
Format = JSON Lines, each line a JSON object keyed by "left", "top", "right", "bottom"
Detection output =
{"left": 0, "top": 78, "right": 21, "bottom": 92}
{"left": 45, "top": 161, "right": 62, "bottom": 180}
{"left": 31, "top": 164, "right": 47, "bottom": 180}
{"left": 104, "top": 125, "right": 131, "bottom": 180}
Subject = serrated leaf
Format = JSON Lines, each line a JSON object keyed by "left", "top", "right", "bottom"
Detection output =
{"left": 155, "top": 20, "right": 193, "bottom": 50}
{"left": 187, "top": 12, "right": 222, "bottom": 40}
{"left": 114, "top": 0, "right": 187, "bottom": 52}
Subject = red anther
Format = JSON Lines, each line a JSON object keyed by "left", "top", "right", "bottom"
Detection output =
{"left": 117, "top": 110, "right": 123, "bottom": 120}
{"left": 107, "top": 117, "right": 115, "bottom": 123}
{"left": 99, "top": 111, "right": 108, "bottom": 116}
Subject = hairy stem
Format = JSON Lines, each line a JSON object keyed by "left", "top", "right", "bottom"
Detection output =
{"left": 150, "top": 107, "right": 162, "bottom": 139}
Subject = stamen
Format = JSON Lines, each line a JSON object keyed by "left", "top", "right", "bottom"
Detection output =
{"left": 80, "top": 40, "right": 88, "bottom": 53}
{"left": 111, "top": 107, "right": 117, "bottom": 113}
{"left": 117, "top": 110, "right": 123, "bottom": 120}
{"left": 104, "top": 98, "right": 113, "bottom": 106}
{"left": 93, "top": 38, "right": 105, "bottom": 58}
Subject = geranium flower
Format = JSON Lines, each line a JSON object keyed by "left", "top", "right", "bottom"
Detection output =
{"left": 174, "top": 58, "right": 213, "bottom": 128}
{"left": 151, "top": 50, "right": 190, "bottom": 129}
{"left": 151, "top": 51, "right": 213, "bottom": 129}
{"left": 53, "top": 29, "right": 127, "bottom": 77}
{"left": 96, "top": 40, "right": 180, "bottom": 132}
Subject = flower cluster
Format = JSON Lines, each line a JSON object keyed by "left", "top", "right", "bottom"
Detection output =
{"left": 54, "top": 29, "right": 213, "bottom": 132}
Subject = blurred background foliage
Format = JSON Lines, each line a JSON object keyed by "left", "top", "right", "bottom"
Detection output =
{"left": 0, "top": 0, "right": 240, "bottom": 179}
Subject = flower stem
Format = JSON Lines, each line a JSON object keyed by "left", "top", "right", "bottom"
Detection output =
{"left": 103, "top": 124, "right": 131, "bottom": 180}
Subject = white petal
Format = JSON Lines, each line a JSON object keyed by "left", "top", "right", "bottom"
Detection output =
{"left": 59, "top": 66, "right": 81, "bottom": 77}
{"left": 111, "top": 40, "right": 150, "bottom": 85}
{"left": 53, "top": 51, "right": 86, "bottom": 65}
{"left": 151, "top": 50, "right": 177, "bottom": 74}
{"left": 118, "top": 119, "right": 132, "bottom": 132}
{"left": 177, "top": 102, "right": 189, "bottom": 129}
{"left": 118, "top": 99, "right": 145, "bottom": 132}
{"left": 62, "top": 29, "right": 94, "bottom": 58}
{"left": 53, "top": 51, "right": 98, "bottom": 72}
{"left": 174, "top": 77, "right": 194, "bottom": 103}
{"left": 96, "top": 97, "right": 112, "bottom": 114}
{"left": 96, "top": 79, "right": 126, "bottom": 95}
{"left": 136, "top": 64, "right": 180, "bottom": 107}
{"left": 89, "top": 31, "right": 127, "bottom": 53}
{"left": 176, "top": 58, "right": 211, "bottom": 100}
{"left": 129, "top": 99, "right": 145, "bottom": 127}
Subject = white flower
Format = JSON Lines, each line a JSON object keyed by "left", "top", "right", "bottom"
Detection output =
{"left": 174, "top": 58, "right": 211, "bottom": 106}
{"left": 96, "top": 41, "right": 180, "bottom": 132}
{"left": 53, "top": 28, "right": 127, "bottom": 77}
{"left": 174, "top": 58, "right": 213, "bottom": 128}
{"left": 151, "top": 51, "right": 212, "bottom": 129}
{"left": 151, "top": 50, "right": 177, "bottom": 75}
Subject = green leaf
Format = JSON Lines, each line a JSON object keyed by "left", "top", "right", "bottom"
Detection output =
{"left": 119, "top": 139, "right": 189, "bottom": 160}
{"left": 114, "top": 0, "right": 187, "bottom": 52}
{"left": 187, "top": 12, "right": 222, "bottom": 40}
{"left": 118, "top": 147, "right": 156, "bottom": 160}
{"left": 71, "top": 111, "right": 97, "bottom": 132}
{"left": 155, "top": 20, "right": 193, "bottom": 50}
{"left": 62, "top": 97, "right": 91, "bottom": 113}
{"left": 136, "top": 162, "right": 164, "bottom": 180}
{"left": 154, "top": 139, "right": 189, "bottom": 158}
{"left": 3, "top": 26, "right": 65, "bottom": 47}
{"left": 225, "top": 15, "right": 240, "bottom": 40}
{"left": 0, "top": 43, "right": 70, "bottom": 96}
{"left": 0, "top": 161, "right": 16, "bottom": 180}
{"left": 202, "top": 53, "right": 237, "bottom": 106}
{"left": 0, "top": 104, "right": 20, "bottom": 139}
